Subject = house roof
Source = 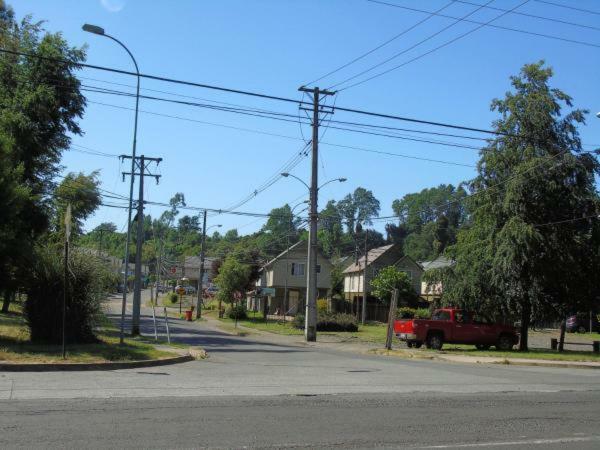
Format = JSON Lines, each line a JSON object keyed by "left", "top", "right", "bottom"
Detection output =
{"left": 420, "top": 256, "right": 454, "bottom": 271}
{"left": 262, "top": 241, "right": 306, "bottom": 268}
{"left": 342, "top": 244, "right": 396, "bottom": 274}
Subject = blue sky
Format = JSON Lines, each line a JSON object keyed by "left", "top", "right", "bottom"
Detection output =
{"left": 13, "top": 0, "right": 600, "bottom": 236}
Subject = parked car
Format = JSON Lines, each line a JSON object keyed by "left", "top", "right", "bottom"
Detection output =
{"left": 566, "top": 313, "right": 600, "bottom": 333}
{"left": 117, "top": 284, "right": 129, "bottom": 294}
{"left": 156, "top": 284, "right": 167, "bottom": 293}
{"left": 394, "top": 308, "right": 519, "bottom": 351}
{"left": 184, "top": 285, "right": 196, "bottom": 295}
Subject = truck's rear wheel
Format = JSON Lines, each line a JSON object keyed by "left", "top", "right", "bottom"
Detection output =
{"left": 407, "top": 341, "right": 414, "bottom": 348}
{"left": 496, "top": 334, "right": 514, "bottom": 351}
{"left": 414, "top": 341, "right": 423, "bottom": 349}
{"left": 426, "top": 333, "right": 443, "bottom": 350}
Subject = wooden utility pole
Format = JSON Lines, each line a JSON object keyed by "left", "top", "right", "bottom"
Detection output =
{"left": 298, "top": 85, "right": 335, "bottom": 342}
{"left": 196, "top": 210, "right": 208, "bottom": 319}
{"left": 62, "top": 204, "right": 72, "bottom": 359}
{"left": 385, "top": 289, "right": 399, "bottom": 350}
{"left": 362, "top": 229, "right": 368, "bottom": 325}
{"left": 121, "top": 154, "right": 162, "bottom": 336}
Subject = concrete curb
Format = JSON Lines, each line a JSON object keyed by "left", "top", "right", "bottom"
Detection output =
{"left": 0, "top": 354, "right": 195, "bottom": 372}
{"left": 368, "top": 348, "right": 600, "bottom": 369}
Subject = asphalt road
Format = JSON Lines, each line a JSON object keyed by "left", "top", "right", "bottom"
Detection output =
{"left": 1, "top": 391, "right": 599, "bottom": 449}
{"left": 1, "top": 292, "right": 599, "bottom": 448}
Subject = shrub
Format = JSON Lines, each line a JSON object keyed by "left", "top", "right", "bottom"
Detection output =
{"left": 227, "top": 304, "right": 247, "bottom": 320}
{"left": 292, "top": 312, "right": 358, "bottom": 332}
{"left": 293, "top": 313, "right": 305, "bottom": 329}
{"left": 317, "top": 313, "right": 358, "bottom": 332}
{"left": 167, "top": 293, "right": 179, "bottom": 304}
{"left": 415, "top": 308, "right": 431, "bottom": 319}
{"left": 25, "top": 244, "right": 106, "bottom": 344}
{"left": 397, "top": 307, "right": 416, "bottom": 319}
{"left": 317, "top": 298, "right": 328, "bottom": 313}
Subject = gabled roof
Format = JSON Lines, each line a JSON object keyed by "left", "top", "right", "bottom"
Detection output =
{"left": 420, "top": 256, "right": 454, "bottom": 271}
{"left": 343, "top": 244, "right": 396, "bottom": 274}
{"left": 263, "top": 241, "right": 305, "bottom": 268}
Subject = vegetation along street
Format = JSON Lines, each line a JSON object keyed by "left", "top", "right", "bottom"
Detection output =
{"left": 1, "top": 0, "right": 600, "bottom": 448}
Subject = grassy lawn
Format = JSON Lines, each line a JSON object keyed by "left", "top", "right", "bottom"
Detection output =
{"left": 0, "top": 301, "right": 178, "bottom": 364}
{"left": 215, "top": 311, "right": 304, "bottom": 336}
{"left": 423, "top": 344, "right": 600, "bottom": 362}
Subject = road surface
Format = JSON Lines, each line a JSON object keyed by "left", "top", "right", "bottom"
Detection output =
{"left": 1, "top": 292, "right": 599, "bottom": 448}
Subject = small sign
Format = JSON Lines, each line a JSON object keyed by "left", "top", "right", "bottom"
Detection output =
{"left": 177, "top": 287, "right": 186, "bottom": 295}
{"left": 259, "top": 287, "right": 276, "bottom": 296}
{"left": 170, "top": 266, "right": 177, "bottom": 274}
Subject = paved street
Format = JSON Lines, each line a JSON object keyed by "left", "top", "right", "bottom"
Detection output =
{"left": 1, "top": 293, "right": 600, "bottom": 448}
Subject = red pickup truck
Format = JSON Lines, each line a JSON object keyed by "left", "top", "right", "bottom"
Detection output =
{"left": 394, "top": 308, "right": 519, "bottom": 351}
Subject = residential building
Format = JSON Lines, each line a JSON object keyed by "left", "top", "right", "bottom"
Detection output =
{"left": 251, "top": 241, "right": 333, "bottom": 315}
{"left": 183, "top": 256, "right": 218, "bottom": 289}
{"left": 343, "top": 244, "right": 424, "bottom": 318}
{"left": 419, "top": 256, "right": 453, "bottom": 302}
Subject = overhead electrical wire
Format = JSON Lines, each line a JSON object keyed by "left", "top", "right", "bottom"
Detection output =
{"left": 534, "top": 0, "right": 600, "bottom": 16}
{"left": 454, "top": 0, "right": 600, "bottom": 31}
{"left": 335, "top": 0, "right": 532, "bottom": 91}
{"left": 0, "top": 47, "right": 518, "bottom": 137}
{"left": 328, "top": 0, "right": 496, "bottom": 90}
{"left": 304, "top": 0, "right": 457, "bottom": 86}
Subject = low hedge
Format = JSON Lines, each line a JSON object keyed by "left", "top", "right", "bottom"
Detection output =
{"left": 293, "top": 312, "right": 358, "bottom": 332}
{"left": 227, "top": 304, "right": 247, "bottom": 320}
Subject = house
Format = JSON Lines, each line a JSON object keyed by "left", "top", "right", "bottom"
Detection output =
{"left": 419, "top": 256, "right": 453, "bottom": 302}
{"left": 250, "top": 241, "right": 333, "bottom": 316}
{"left": 183, "top": 256, "right": 218, "bottom": 289}
{"left": 342, "top": 244, "right": 424, "bottom": 318}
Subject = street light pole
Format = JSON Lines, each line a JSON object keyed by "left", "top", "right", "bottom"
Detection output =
{"left": 196, "top": 214, "right": 221, "bottom": 319}
{"left": 83, "top": 24, "right": 140, "bottom": 344}
{"left": 281, "top": 170, "right": 345, "bottom": 341}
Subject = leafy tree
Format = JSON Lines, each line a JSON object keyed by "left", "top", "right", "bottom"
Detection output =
{"left": 443, "top": 62, "right": 600, "bottom": 350}
{"left": 370, "top": 266, "right": 417, "bottom": 306}
{"left": 337, "top": 187, "right": 380, "bottom": 233}
{"left": 0, "top": 2, "right": 86, "bottom": 308}
{"left": 53, "top": 171, "right": 101, "bottom": 236}
{"left": 178, "top": 215, "right": 199, "bottom": 233}
{"left": 160, "top": 192, "right": 185, "bottom": 226}
{"left": 214, "top": 256, "right": 251, "bottom": 314}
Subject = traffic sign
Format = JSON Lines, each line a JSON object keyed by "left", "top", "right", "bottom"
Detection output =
{"left": 170, "top": 266, "right": 177, "bottom": 274}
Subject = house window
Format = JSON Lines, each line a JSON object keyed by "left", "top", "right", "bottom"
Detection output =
{"left": 291, "top": 262, "right": 305, "bottom": 276}
{"left": 316, "top": 264, "right": 321, "bottom": 274}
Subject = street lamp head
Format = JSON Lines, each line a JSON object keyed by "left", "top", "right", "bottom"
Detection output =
{"left": 281, "top": 172, "right": 290, "bottom": 177}
{"left": 339, "top": 178, "right": 347, "bottom": 183}
{"left": 216, "top": 224, "right": 223, "bottom": 228}
{"left": 82, "top": 23, "right": 105, "bottom": 35}
{"left": 596, "top": 112, "right": 600, "bottom": 118}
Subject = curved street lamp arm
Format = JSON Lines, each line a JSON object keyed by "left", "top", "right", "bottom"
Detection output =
{"left": 103, "top": 34, "right": 140, "bottom": 74}
{"left": 318, "top": 177, "right": 347, "bottom": 191}
{"left": 282, "top": 173, "right": 310, "bottom": 191}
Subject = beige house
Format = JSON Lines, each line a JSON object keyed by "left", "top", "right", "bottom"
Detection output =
{"left": 343, "top": 244, "right": 423, "bottom": 314}
{"left": 252, "top": 241, "right": 333, "bottom": 315}
{"left": 419, "top": 256, "right": 453, "bottom": 302}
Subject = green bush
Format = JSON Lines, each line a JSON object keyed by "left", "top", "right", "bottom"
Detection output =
{"left": 227, "top": 304, "right": 247, "bottom": 320}
{"left": 167, "top": 293, "right": 178, "bottom": 304}
{"left": 415, "top": 308, "right": 431, "bottom": 319}
{"left": 292, "top": 312, "right": 358, "bottom": 332}
{"left": 397, "top": 307, "right": 416, "bottom": 319}
{"left": 317, "top": 298, "right": 328, "bottom": 313}
{"left": 25, "top": 244, "right": 106, "bottom": 344}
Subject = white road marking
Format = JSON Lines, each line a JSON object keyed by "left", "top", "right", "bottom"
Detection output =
{"left": 419, "top": 435, "right": 600, "bottom": 448}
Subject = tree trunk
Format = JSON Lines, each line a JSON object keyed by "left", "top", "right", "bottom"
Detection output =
{"left": 558, "top": 318, "right": 566, "bottom": 352}
{"left": 519, "top": 302, "right": 531, "bottom": 351}
{"left": 1, "top": 291, "right": 12, "bottom": 313}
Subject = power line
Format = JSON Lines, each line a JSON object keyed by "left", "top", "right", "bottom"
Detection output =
{"left": 321, "top": 141, "right": 476, "bottom": 167}
{"left": 0, "top": 47, "right": 513, "bottom": 136}
{"left": 365, "top": 1, "right": 600, "bottom": 49}
{"left": 533, "top": 214, "right": 600, "bottom": 228}
{"left": 328, "top": 0, "right": 496, "bottom": 90}
{"left": 304, "top": 1, "right": 457, "bottom": 86}
{"left": 454, "top": 0, "right": 600, "bottom": 31}
{"left": 336, "top": 0, "right": 532, "bottom": 91}
{"left": 534, "top": 0, "right": 600, "bottom": 16}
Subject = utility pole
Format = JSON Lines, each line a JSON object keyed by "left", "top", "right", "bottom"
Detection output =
{"left": 362, "top": 229, "right": 368, "bottom": 325}
{"left": 121, "top": 154, "right": 162, "bottom": 336}
{"left": 298, "top": 85, "right": 335, "bottom": 342}
{"left": 196, "top": 210, "right": 207, "bottom": 319}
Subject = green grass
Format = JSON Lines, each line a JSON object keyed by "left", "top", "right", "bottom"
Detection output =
{"left": 422, "top": 344, "right": 600, "bottom": 362}
{"left": 0, "top": 300, "right": 178, "bottom": 363}
{"left": 216, "top": 311, "right": 304, "bottom": 336}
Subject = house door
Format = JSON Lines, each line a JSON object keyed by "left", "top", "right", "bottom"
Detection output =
{"left": 288, "top": 291, "right": 299, "bottom": 315}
